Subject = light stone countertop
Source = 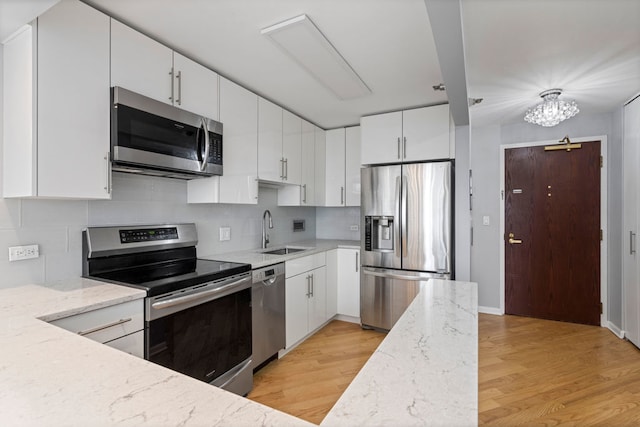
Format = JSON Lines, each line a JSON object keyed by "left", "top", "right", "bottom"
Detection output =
{"left": 322, "top": 279, "right": 478, "bottom": 426}
{"left": 0, "top": 278, "right": 312, "bottom": 427}
{"left": 200, "top": 239, "right": 360, "bottom": 268}
{"left": 0, "top": 263, "right": 477, "bottom": 426}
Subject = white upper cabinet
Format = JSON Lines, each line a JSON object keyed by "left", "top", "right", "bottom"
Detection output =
{"left": 172, "top": 52, "right": 219, "bottom": 120}
{"left": 360, "top": 111, "right": 403, "bottom": 164}
{"left": 314, "top": 127, "right": 327, "bottom": 206}
{"left": 258, "top": 98, "right": 302, "bottom": 186}
{"left": 111, "top": 20, "right": 219, "bottom": 120}
{"left": 402, "top": 105, "right": 451, "bottom": 162}
{"left": 300, "top": 120, "right": 316, "bottom": 206}
{"left": 345, "top": 126, "right": 361, "bottom": 206}
{"left": 3, "top": 0, "right": 111, "bottom": 199}
{"left": 325, "top": 128, "right": 346, "bottom": 206}
{"left": 188, "top": 77, "right": 258, "bottom": 204}
{"left": 258, "top": 98, "right": 284, "bottom": 182}
{"left": 361, "top": 105, "right": 453, "bottom": 165}
{"left": 111, "top": 19, "right": 173, "bottom": 104}
{"left": 282, "top": 110, "right": 302, "bottom": 185}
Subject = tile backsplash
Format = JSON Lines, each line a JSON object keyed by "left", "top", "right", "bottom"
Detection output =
{"left": 0, "top": 172, "right": 361, "bottom": 289}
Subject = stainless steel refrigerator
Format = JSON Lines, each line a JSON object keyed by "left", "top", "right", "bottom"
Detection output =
{"left": 360, "top": 161, "right": 453, "bottom": 330}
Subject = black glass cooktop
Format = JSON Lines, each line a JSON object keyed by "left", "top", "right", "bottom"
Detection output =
{"left": 90, "top": 258, "right": 251, "bottom": 297}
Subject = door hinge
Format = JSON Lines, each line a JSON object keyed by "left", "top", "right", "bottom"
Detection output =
{"left": 600, "top": 229, "right": 603, "bottom": 241}
{"left": 600, "top": 302, "right": 603, "bottom": 314}
{"left": 600, "top": 156, "right": 603, "bottom": 168}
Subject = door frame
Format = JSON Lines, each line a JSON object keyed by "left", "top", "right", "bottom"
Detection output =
{"left": 499, "top": 135, "right": 608, "bottom": 326}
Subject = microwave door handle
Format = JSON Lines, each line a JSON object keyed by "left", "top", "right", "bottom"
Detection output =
{"left": 200, "top": 117, "right": 210, "bottom": 172}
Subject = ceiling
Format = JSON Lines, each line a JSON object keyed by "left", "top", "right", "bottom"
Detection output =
{"left": 1, "top": 0, "right": 639, "bottom": 129}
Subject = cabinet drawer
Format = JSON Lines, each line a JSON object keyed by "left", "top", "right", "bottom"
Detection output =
{"left": 286, "top": 252, "right": 326, "bottom": 278}
{"left": 105, "top": 330, "right": 144, "bottom": 358}
{"left": 50, "top": 299, "right": 143, "bottom": 344}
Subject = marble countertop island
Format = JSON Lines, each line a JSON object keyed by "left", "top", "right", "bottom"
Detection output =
{"left": 0, "top": 271, "right": 477, "bottom": 426}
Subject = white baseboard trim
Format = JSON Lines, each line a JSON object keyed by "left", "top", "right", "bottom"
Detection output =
{"left": 333, "top": 314, "right": 360, "bottom": 324}
{"left": 478, "top": 306, "right": 503, "bottom": 316}
{"left": 606, "top": 322, "right": 624, "bottom": 339}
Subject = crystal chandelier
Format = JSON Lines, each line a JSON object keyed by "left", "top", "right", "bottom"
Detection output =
{"left": 524, "top": 89, "right": 579, "bottom": 127}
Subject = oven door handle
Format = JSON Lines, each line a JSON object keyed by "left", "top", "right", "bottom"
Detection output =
{"left": 151, "top": 276, "right": 250, "bottom": 310}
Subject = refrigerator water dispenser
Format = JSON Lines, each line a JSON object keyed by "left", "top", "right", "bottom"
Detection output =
{"left": 364, "top": 216, "right": 395, "bottom": 251}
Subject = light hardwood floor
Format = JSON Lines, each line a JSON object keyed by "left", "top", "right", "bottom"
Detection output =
{"left": 247, "top": 320, "right": 385, "bottom": 424}
{"left": 249, "top": 315, "right": 640, "bottom": 426}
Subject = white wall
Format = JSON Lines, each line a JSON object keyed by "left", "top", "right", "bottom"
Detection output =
{"left": 454, "top": 125, "right": 471, "bottom": 281}
{"left": 470, "top": 111, "right": 623, "bottom": 328}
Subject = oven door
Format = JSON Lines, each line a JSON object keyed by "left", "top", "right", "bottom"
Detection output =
{"left": 145, "top": 273, "right": 251, "bottom": 387}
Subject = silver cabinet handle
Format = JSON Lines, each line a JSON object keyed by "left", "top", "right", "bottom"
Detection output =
{"left": 302, "top": 184, "right": 307, "bottom": 203}
{"left": 280, "top": 158, "right": 285, "bottom": 179}
{"left": 199, "top": 117, "right": 210, "bottom": 172}
{"left": 77, "top": 318, "right": 132, "bottom": 336}
{"left": 306, "top": 274, "right": 311, "bottom": 297}
{"left": 175, "top": 70, "right": 182, "bottom": 105}
{"left": 397, "top": 137, "right": 401, "bottom": 159}
{"left": 355, "top": 251, "right": 359, "bottom": 272}
{"left": 104, "top": 152, "right": 111, "bottom": 194}
{"left": 403, "top": 136, "right": 407, "bottom": 159}
{"left": 284, "top": 158, "right": 288, "bottom": 180}
{"left": 169, "top": 68, "right": 174, "bottom": 102}
{"left": 310, "top": 273, "right": 314, "bottom": 297}
{"left": 631, "top": 231, "right": 637, "bottom": 255}
{"left": 341, "top": 186, "right": 344, "bottom": 205}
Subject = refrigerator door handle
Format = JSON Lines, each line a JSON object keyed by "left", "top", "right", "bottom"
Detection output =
{"left": 362, "top": 268, "right": 430, "bottom": 282}
{"left": 401, "top": 175, "right": 408, "bottom": 257}
{"left": 395, "top": 175, "right": 402, "bottom": 259}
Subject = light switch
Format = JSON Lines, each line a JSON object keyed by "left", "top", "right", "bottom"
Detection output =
{"left": 219, "top": 227, "right": 231, "bottom": 241}
{"left": 482, "top": 216, "right": 490, "bottom": 226}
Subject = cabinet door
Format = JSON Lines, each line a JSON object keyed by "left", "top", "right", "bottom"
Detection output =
{"left": 282, "top": 110, "right": 302, "bottom": 185}
{"left": 345, "top": 126, "right": 361, "bottom": 206}
{"left": 325, "top": 128, "right": 346, "bottom": 206}
{"left": 173, "top": 52, "right": 219, "bottom": 120}
{"left": 308, "top": 266, "right": 327, "bottom": 332}
{"left": 37, "top": 0, "right": 111, "bottom": 199}
{"left": 258, "top": 98, "right": 283, "bottom": 182}
{"left": 337, "top": 249, "right": 360, "bottom": 318}
{"left": 300, "top": 119, "right": 316, "bottom": 205}
{"left": 111, "top": 19, "right": 173, "bottom": 104}
{"left": 624, "top": 97, "right": 640, "bottom": 347}
{"left": 218, "top": 77, "right": 258, "bottom": 204}
{"left": 360, "top": 111, "right": 402, "bottom": 165}
{"left": 402, "top": 105, "right": 450, "bottom": 161}
{"left": 285, "top": 273, "right": 310, "bottom": 348}
{"left": 325, "top": 249, "right": 338, "bottom": 319}
{"left": 314, "top": 127, "right": 327, "bottom": 206}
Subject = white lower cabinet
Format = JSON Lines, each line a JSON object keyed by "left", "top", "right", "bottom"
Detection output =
{"left": 49, "top": 299, "right": 144, "bottom": 358}
{"left": 285, "top": 253, "right": 327, "bottom": 348}
{"left": 327, "top": 248, "right": 361, "bottom": 320}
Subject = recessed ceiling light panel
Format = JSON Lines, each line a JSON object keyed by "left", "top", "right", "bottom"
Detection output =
{"left": 261, "top": 14, "right": 371, "bottom": 100}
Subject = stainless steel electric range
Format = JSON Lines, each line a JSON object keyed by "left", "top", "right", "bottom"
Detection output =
{"left": 82, "top": 223, "right": 253, "bottom": 396}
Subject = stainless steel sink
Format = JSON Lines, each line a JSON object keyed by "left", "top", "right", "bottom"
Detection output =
{"left": 262, "top": 247, "right": 307, "bottom": 255}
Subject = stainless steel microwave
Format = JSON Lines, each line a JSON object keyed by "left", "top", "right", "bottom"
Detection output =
{"left": 110, "top": 86, "right": 222, "bottom": 179}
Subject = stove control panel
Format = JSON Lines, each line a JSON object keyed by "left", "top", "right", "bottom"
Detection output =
{"left": 120, "top": 227, "right": 178, "bottom": 243}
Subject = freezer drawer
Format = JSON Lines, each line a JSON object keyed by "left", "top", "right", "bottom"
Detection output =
{"left": 360, "top": 267, "right": 449, "bottom": 330}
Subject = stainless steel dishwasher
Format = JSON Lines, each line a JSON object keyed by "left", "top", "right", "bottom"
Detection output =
{"left": 251, "top": 263, "right": 285, "bottom": 370}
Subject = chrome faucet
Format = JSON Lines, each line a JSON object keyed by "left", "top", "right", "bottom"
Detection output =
{"left": 262, "top": 209, "right": 273, "bottom": 249}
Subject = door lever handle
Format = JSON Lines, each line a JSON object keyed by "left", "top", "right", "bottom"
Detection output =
{"left": 508, "top": 232, "right": 522, "bottom": 244}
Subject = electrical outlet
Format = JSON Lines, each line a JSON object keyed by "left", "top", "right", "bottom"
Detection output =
{"left": 219, "top": 227, "right": 231, "bottom": 241}
{"left": 8, "top": 244, "right": 40, "bottom": 262}
{"left": 350, "top": 225, "right": 359, "bottom": 231}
